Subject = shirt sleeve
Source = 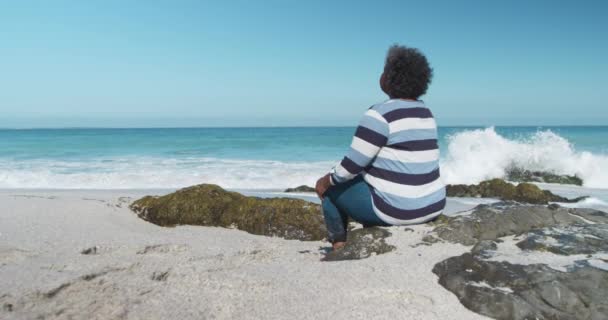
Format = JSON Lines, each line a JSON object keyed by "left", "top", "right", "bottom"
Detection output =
{"left": 329, "top": 108, "right": 389, "bottom": 185}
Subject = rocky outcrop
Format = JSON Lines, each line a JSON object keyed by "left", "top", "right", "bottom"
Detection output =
{"left": 429, "top": 202, "right": 608, "bottom": 320}
{"left": 429, "top": 202, "right": 603, "bottom": 246}
{"left": 432, "top": 253, "right": 608, "bottom": 320}
{"left": 284, "top": 185, "right": 315, "bottom": 193}
{"left": 130, "top": 184, "right": 326, "bottom": 241}
{"left": 130, "top": 184, "right": 399, "bottom": 261}
{"left": 446, "top": 179, "right": 587, "bottom": 204}
{"left": 506, "top": 168, "right": 583, "bottom": 186}
{"left": 516, "top": 223, "right": 608, "bottom": 255}
{"left": 322, "top": 227, "right": 396, "bottom": 262}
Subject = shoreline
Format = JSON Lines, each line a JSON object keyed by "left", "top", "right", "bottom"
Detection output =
{"left": 1, "top": 181, "right": 607, "bottom": 212}
{"left": 0, "top": 188, "right": 499, "bottom": 216}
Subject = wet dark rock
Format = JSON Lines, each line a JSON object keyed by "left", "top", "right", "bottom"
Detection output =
{"left": 471, "top": 240, "right": 497, "bottom": 258}
{"left": 431, "top": 202, "right": 608, "bottom": 320}
{"left": 130, "top": 184, "right": 326, "bottom": 241}
{"left": 446, "top": 179, "right": 587, "bottom": 204}
{"left": 570, "top": 208, "right": 608, "bottom": 224}
{"left": 516, "top": 224, "right": 608, "bottom": 255}
{"left": 322, "top": 227, "right": 395, "bottom": 261}
{"left": 431, "top": 202, "right": 606, "bottom": 246}
{"left": 433, "top": 253, "right": 608, "bottom": 320}
{"left": 284, "top": 185, "right": 315, "bottom": 193}
{"left": 506, "top": 168, "right": 583, "bottom": 186}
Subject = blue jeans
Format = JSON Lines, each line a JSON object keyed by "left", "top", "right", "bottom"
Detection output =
{"left": 322, "top": 175, "right": 389, "bottom": 243}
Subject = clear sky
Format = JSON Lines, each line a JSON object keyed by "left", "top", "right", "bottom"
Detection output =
{"left": 1, "top": 0, "right": 606, "bottom": 127}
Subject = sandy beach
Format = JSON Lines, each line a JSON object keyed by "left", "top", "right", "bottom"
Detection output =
{"left": 0, "top": 189, "right": 489, "bottom": 320}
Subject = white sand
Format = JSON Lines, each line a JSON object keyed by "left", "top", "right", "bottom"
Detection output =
{"left": 0, "top": 189, "right": 488, "bottom": 320}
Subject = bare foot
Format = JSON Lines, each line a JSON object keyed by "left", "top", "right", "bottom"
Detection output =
{"left": 332, "top": 241, "right": 346, "bottom": 251}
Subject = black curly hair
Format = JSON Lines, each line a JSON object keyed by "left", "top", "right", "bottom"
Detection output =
{"left": 381, "top": 45, "right": 433, "bottom": 99}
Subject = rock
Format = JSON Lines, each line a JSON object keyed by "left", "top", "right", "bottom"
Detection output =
{"left": 130, "top": 184, "right": 326, "bottom": 241}
{"left": 471, "top": 240, "right": 497, "bottom": 258}
{"left": 446, "top": 179, "right": 587, "bottom": 204}
{"left": 431, "top": 202, "right": 605, "bottom": 246}
{"left": 284, "top": 185, "right": 315, "bottom": 193}
{"left": 432, "top": 253, "right": 608, "bottom": 320}
{"left": 431, "top": 202, "right": 608, "bottom": 320}
{"left": 516, "top": 224, "right": 608, "bottom": 255}
{"left": 321, "top": 227, "right": 396, "bottom": 261}
{"left": 506, "top": 168, "right": 583, "bottom": 186}
{"left": 3, "top": 303, "right": 13, "bottom": 312}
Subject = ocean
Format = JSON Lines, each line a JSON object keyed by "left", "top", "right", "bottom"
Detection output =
{"left": 1, "top": 126, "right": 607, "bottom": 196}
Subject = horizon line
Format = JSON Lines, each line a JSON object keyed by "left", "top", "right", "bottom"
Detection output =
{"left": 1, "top": 124, "right": 608, "bottom": 130}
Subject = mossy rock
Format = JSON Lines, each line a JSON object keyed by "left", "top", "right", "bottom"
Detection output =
{"left": 478, "top": 179, "right": 517, "bottom": 199}
{"left": 514, "top": 183, "right": 549, "bottom": 204}
{"left": 130, "top": 184, "right": 326, "bottom": 241}
{"left": 446, "top": 179, "right": 586, "bottom": 204}
{"left": 506, "top": 168, "right": 583, "bottom": 186}
{"left": 284, "top": 185, "right": 315, "bottom": 193}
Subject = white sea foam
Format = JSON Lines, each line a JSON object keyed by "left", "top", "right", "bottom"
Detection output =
{"left": 553, "top": 197, "right": 608, "bottom": 211}
{"left": 440, "top": 127, "right": 608, "bottom": 189}
{"left": 1, "top": 127, "right": 607, "bottom": 192}
{"left": 0, "top": 157, "right": 333, "bottom": 190}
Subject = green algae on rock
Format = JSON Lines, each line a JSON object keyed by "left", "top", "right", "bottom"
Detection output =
{"left": 446, "top": 178, "right": 587, "bottom": 204}
{"left": 506, "top": 168, "right": 583, "bottom": 186}
{"left": 130, "top": 184, "right": 326, "bottom": 241}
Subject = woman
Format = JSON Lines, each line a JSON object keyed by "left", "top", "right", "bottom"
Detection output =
{"left": 315, "top": 45, "right": 445, "bottom": 251}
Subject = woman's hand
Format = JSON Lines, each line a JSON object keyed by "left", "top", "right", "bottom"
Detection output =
{"left": 315, "top": 174, "right": 332, "bottom": 199}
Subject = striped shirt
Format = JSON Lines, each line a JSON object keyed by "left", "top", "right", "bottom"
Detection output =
{"left": 329, "top": 99, "right": 445, "bottom": 225}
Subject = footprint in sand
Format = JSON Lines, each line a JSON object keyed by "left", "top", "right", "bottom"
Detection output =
{"left": 0, "top": 246, "right": 35, "bottom": 266}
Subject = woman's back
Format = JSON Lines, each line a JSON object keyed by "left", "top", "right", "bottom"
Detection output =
{"left": 330, "top": 99, "right": 445, "bottom": 225}
{"left": 317, "top": 44, "right": 441, "bottom": 249}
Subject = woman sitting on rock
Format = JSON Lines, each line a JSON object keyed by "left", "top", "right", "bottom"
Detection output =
{"left": 315, "top": 45, "right": 445, "bottom": 251}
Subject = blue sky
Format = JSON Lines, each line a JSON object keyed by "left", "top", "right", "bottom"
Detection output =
{"left": 0, "top": 0, "right": 606, "bottom": 127}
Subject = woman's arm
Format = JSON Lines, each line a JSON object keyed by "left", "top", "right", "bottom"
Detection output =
{"left": 329, "top": 108, "right": 389, "bottom": 185}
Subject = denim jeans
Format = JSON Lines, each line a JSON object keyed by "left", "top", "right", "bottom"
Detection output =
{"left": 322, "top": 175, "right": 389, "bottom": 243}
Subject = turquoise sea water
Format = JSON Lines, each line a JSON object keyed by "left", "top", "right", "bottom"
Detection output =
{"left": 1, "top": 126, "right": 607, "bottom": 190}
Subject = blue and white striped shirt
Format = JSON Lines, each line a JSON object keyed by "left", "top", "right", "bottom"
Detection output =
{"left": 329, "top": 99, "right": 445, "bottom": 225}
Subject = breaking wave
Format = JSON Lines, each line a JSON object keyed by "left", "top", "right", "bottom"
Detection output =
{"left": 0, "top": 127, "right": 606, "bottom": 190}
{"left": 440, "top": 127, "right": 608, "bottom": 189}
